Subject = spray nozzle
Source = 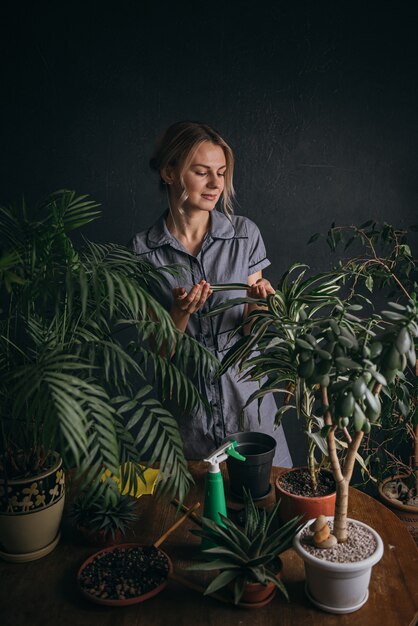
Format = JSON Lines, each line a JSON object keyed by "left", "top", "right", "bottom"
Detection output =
{"left": 225, "top": 440, "right": 246, "bottom": 461}
{"left": 204, "top": 439, "right": 246, "bottom": 473}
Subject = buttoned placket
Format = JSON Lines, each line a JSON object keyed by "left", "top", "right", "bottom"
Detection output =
{"left": 196, "top": 238, "right": 226, "bottom": 445}
{"left": 160, "top": 227, "right": 228, "bottom": 446}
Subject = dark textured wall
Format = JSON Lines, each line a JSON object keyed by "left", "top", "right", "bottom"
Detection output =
{"left": 1, "top": 2, "right": 417, "bottom": 465}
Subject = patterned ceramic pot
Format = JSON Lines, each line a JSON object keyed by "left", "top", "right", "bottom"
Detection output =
{"left": 0, "top": 452, "right": 65, "bottom": 561}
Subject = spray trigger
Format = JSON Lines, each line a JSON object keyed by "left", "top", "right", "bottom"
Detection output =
{"left": 226, "top": 440, "right": 246, "bottom": 462}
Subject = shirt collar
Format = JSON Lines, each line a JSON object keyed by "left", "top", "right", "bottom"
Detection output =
{"left": 146, "top": 209, "right": 236, "bottom": 249}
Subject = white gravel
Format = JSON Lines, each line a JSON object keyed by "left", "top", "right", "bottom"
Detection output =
{"left": 300, "top": 521, "right": 377, "bottom": 563}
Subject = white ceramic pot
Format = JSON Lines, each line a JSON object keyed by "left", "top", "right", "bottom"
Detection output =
{"left": 293, "top": 517, "right": 384, "bottom": 614}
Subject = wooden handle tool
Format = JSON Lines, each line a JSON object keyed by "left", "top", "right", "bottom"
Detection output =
{"left": 154, "top": 501, "right": 201, "bottom": 548}
{"left": 170, "top": 498, "right": 203, "bottom": 527}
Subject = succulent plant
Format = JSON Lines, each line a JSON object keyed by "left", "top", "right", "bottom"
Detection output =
{"left": 69, "top": 492, "right": 138, "bottom": 542}
{"left": 188, "top": 490, "right": 302, "bottom": 604}
{"left": 311, "top": 221, "right": 418, "bottom": 494}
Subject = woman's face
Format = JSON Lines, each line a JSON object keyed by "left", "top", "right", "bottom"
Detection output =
{"left": 170, "top": 141, "right": 226, "bottom": 214}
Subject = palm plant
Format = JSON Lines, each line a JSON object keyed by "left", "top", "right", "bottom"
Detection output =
{"left": 188, "top": 489, "right": 302, "bottom": 604}
{"left": 0, "top": 190, "right": 217, "bottom": 502}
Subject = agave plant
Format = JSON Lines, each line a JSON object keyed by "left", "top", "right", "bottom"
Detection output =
{"left": 188, "top": 489, "right": 302, "bottom": 604}
{"left": 0, "top": 190, "right": 217, "bottom": 502}
{"left": 208, "top": 264, "right": 347, "bottom": 490}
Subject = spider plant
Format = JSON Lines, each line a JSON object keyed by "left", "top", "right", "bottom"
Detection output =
{"left": 208, "top": 263, "right": 417, "bottom": 542}
{"left": 207, "top": 264, "right": 347, "bottom": 491}
{"left": 0, "top": 190, "right": 217, "bottom": 503}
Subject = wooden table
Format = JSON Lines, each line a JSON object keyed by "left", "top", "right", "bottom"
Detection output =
{"left": 1, "top": 462, "right": 417, "bottom": 626}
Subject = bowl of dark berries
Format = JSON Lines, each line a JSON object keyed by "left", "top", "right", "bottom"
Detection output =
{"left": 77, "top": 543, "right": 173, "bottom": 606}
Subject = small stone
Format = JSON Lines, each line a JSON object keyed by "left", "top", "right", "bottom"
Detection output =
{"left": 311, "top": 515, "right": 328, "bottom": 532}
{"left": 314, "top": 523, "right": 331, "bottom": 544}
{"left": 315, "top": 534, "right": 338, "bottom": 549}
{"left": 407, "top": 496, "right": 418, "bottom": 507}
{"left": 383, "top": 481, "right": 401, "bottom": 499}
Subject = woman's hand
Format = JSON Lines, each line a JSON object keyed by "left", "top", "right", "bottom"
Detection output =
{"left": 243, "top": 277, "right": 275, "bottom": 335}
{"left": 170, "top": 280, "right": 213, "bottom": 331}
{"left": 247, "top": 278, "right": 275, "bottom": 299}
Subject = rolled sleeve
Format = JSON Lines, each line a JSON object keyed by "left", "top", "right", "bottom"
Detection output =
{"left": 247, "top": 219, "right": 271, "bottom": 274}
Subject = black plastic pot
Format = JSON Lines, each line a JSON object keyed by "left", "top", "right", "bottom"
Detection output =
{"left": 222, "top": 432, "right": 276, "bottom": 501}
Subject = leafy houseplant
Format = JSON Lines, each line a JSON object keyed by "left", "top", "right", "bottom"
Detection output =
{"left": 69, "top": 493, "right": 138, "bottom": 546}
{"left": 311, "top": 222, "right": 418, "bottom": 535}
{"left": 0, "top": 190, "right": 216, "bottom": 558}
{"left": 209, "top": 265, "right": 347, "bottom": 520}
{"left": 188, "top": 490, "right": 301, "bottom": 605}
{"left": 214, "top": 269, "right": 417, "bottom": 541}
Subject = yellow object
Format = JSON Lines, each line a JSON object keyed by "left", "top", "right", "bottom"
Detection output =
{"left": 101, "top": 463, "right": 160, "bottom": 498}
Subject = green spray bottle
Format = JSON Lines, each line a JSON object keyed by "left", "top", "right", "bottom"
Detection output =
{"left": 202, "top": 440, "right": 246, "bottom": 548}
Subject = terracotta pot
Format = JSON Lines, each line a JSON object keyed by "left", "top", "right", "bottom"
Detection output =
{"left": 228, "top": 557, "right": 283, "bottom": 607}
{"left": 275, "top": 467, "right": 336, "bottom": 523}
{"left": 293, "top": 517, "right": 384, "bottom": 614}
{"left": 0, "top": 452, "right": 65, "bottom": 562}
{"left": 77, "top": 543, "right": 173, "bottom": 606}
{"left": 378, "top": 475, "right": 418, "bottom": 545}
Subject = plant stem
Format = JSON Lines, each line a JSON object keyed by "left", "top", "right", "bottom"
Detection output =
{"left": 321, "top": 386, "right": 348, "bottom": 543}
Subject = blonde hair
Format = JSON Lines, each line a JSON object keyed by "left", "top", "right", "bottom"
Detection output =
{"left": 149, "top": 121, "right": 235, "bottom": 218}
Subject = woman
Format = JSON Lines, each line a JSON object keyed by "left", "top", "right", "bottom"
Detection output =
{"left": 131, "top": 121, "right": 292, "bottom": 467}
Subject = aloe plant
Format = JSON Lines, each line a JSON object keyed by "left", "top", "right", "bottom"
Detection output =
{"left": 0, "top": 190, "right": 217, "bottom": 503}
{"left": 188, "top": 490, "right": 302, "bottom": 604}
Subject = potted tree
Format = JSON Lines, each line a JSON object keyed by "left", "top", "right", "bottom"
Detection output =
{"left": 188, "top": 489, "right": 301, "bottom": 607}
{"left": 0, "top": 190, "right": 216, "bottom": 561}
{"left": 291, "top": 298, "right": 416, "bottom": 612}
{"left": 311, "top": 222, "right": 418, "bottom": 542}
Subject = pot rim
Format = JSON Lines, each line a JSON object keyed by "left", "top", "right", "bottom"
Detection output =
{"left": 222, "top": 431, "right": 277, "bottom": 458}
{"left": 378, "top": 474, "right": 418, "bottom": 514}
{"left": 0, "top": 452, "right": 62, "bottom": 485}
{"left": 276, "top": 467, "right": 336, "bottom": 500}
{"left": 293, "top": 517, "right": 384, "bottom": 572}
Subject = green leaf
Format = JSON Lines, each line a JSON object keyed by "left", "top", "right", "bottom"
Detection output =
{"left": 365, "top": 275, "right": 374, "bottom": 292}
